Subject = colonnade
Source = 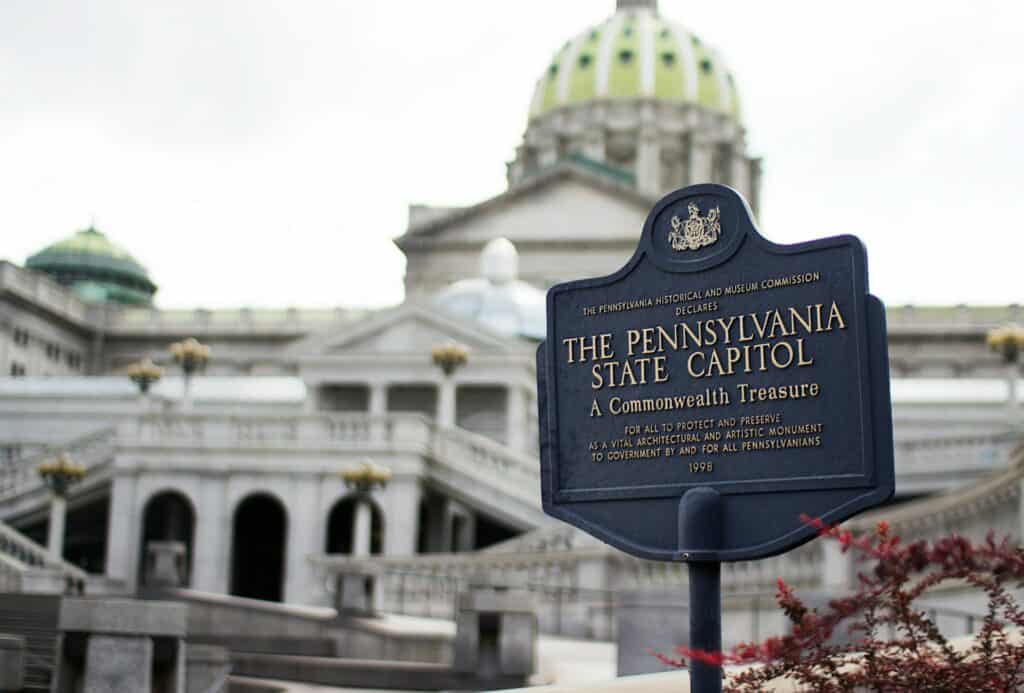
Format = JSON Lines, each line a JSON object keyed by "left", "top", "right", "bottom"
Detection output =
{"left": 103, "top": 462, "right": 510, "bottom": 604}
{"left": 310, "top": 380, "right": 533, "bottom": 453}
{"left": 105, "top": 471, "right": 424, "bottom": 604}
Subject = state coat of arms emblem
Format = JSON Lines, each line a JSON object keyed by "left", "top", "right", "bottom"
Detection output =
{"left": 668, "top": 202, "right": 721, "bottom": 251}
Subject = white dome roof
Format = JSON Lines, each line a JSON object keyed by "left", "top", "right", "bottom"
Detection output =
{"left": 434, "top": 239, "right": 547, "bottom": 340}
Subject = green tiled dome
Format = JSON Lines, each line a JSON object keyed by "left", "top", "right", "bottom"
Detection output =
{"left": 26, "top": 227, "right": 157, "bottom": 306}
{"left": 528, "top": 5, "right": 741, "bottom": 121}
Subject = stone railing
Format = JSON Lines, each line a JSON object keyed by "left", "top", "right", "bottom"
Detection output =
{"left": 99, "top": 305, "right": 368, "bottom": 336}
{"left": 615, "top": 541, "right": 823, "bottom": 594}
{"left": 0, "top": 428, "right": 116, "bottom": 502}
{"left": 885, "top": 304, "right": 1022, "bottom": 332}
{"left": 431, "top": 425, "right": 540, "bottom": 513}
{"left": 312, "top": 548, "right": 614, "bottom": 637}
{"left": 311, "top": 536, "right": 822, "bottom": 640}
{"left": 895, "top": 433, "right": 1020, "bottom": 492}
{"left": 126, "top": 412, "right": 545, "bottom": 525}
{"left": 0, "top": 520, "right": 88, "bottom": 594}
{"left": 128, "top": 412, "right": 424, "bottom": 450}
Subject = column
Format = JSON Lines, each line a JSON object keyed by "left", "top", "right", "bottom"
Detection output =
{"left": 105, "top": 474, "right": 139, "bottom": 589}
{"left": 384, "top": 478, "right": 422, "bottom": 556}
{"left": 688, "top": 138, "right": 713, "bottom": 184}
{"left": 369, "top": 383, "right": 388, "bottom": 416}
{"left": 731, "top": 151, "right": 750, "bottom": 199}
{"left": 535, "top": 132, "right": 558, "bottom": 169}
{"left": 747, "top": 158, "right": 763, "bottom": 217}
{"left": 438, "top": 380, "right": 457, "bottom": 428}
{"left": 352, "top": 500, "right": 372, "bottom": 557}
{"left": 636, "top": 125, "right": 661, "bottom": 196}
{"left": 451, "top": 503, "right": 476, "bottom": 552}
{"left": 506, "top": 385, "right": 527, "bottom": 453}
{"left": 580, "top": 128, "right": 606, "bottom": 162}
{"left": 47, "top": 495, "right": 66, "bottom": 561}
{"left": 192, "top": 476, "right": 228, "bottom": 593}
{"left": 303, "top": 382, "right": 318, "bottom": 413}
{"left": 284, "top": 477, "right": 319, "bottom": 604}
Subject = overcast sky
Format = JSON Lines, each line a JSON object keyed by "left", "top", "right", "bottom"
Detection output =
{"left": 1, "top": 1, "right": 1021, "bottom": 309}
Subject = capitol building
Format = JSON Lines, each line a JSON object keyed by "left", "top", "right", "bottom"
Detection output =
{"left": 0, "top": 1, "right": 1020, "bottom": 690}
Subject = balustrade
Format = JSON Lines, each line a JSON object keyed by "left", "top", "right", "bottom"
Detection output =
{"left": 0, "top": 428, "right": 114, "bottom": 501}
{"left": 0, "top": 521, "right": 87, "bottom": 594}
{"left": 311, "top": 539, "right": 821, "bottom": 638}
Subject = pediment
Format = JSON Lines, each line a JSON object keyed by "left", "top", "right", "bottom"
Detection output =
{"left": 397, "top": 168, "right": 652, "bottom": 249}
{"left": 288, "top": 302, "right": 517, "bottom": 357}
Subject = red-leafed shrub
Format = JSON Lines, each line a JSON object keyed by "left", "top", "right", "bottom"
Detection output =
{"left": 656, "top": 517, "right": 1024, "bottom": 692}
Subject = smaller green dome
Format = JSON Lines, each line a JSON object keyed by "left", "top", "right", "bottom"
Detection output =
{"left": 26, "top": 226, "right": 157, "bottom": 306}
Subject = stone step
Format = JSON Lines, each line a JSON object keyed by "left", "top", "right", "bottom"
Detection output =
{"left": 0, "top": 593, "right": 60, "bottom": 692}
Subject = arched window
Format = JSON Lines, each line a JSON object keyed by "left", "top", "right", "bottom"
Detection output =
{"left": 230, "top": 493, "right": 288, "bottom": 602}
{"left": 139, "top": 491, "right": 195, "bottom": 588}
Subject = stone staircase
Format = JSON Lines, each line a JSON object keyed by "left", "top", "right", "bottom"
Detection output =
{"left": 0, "top": 520, "right": 89, "bottom": 595}
{"left": 0, "top": 593, "right": 61, "bottom": 691}
{"left": 430, "top": 424, "right": 544, "bottom": 529}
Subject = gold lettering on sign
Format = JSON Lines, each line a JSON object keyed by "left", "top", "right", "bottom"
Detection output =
{"left": 567, "top": 277, "right": 850, "bottom": 469}
{"left": 562, "top": 302, "right": 846, "bottom": 392}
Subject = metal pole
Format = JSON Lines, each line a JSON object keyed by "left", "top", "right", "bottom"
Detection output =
{"left": 679, "top": 486, "right": 723, "bottom": 693}
{"left": 688, "top": 561, "right": 722, "bottom": 692}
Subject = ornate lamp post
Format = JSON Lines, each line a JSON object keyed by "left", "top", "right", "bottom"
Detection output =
{"left": 37, "top": 452, "right": 86, "bottom": 561}
{"left": 127, "top": 358, "right": 163, "bottom": 396}
{"left": 340, "top": 462, "right": 391, "bottom": 556}
{"left": 169, "top": 337, "right": 210, "bottom": 410}
{"left": 431, "top": 342, "right": 469, "bottom": 376}
{"left": 987, "top": 325, "right": 1024, "bottom": 420}
{"left": 432, "top": 342, "right": 469, "bottom": 428}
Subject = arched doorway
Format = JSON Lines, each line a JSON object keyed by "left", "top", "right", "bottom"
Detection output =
{"left": 230, "top": 493, "right": 287, "bottom": 602}
{"left": 325, "top": 496, "right": 383, "bottom": 555}
{"left": 139, "top": 491, "right": 195, "bottom": 587}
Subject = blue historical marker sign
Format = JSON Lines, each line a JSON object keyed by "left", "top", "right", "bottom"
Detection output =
{"left": 537, "top": 184, "right": 894, "bottom": 563}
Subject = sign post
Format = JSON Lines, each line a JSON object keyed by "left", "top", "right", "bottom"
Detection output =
{"left": 537, "top": 184, "right": 894, "bottom": 691}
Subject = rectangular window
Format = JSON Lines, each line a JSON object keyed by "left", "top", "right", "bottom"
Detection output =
{"left": 9, "top": 362, "right": 25, "bottom": 377}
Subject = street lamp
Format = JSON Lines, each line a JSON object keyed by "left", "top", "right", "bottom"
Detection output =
{"left": 431, "top": 342, "right": 469, "bottom": 376}
{"left": 341, "top": 461, "right": 393, "bottom": 493}
{"left": 340, "top": 462, "right": 391, "bottom": 556}
{"left": 37, "top": 452, "right": 86, "bottom": 561}
{"left": 987, "top": 324, "right": 1024, "bottom": 419}
{"left": 127, "top": 358, "right": 163, "bottom": 396}
{"left": 432, "top": 342, "right": 469, "bottom": 429}
{"left": 169, "top": 337, "right": 210, "bottom": 410}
